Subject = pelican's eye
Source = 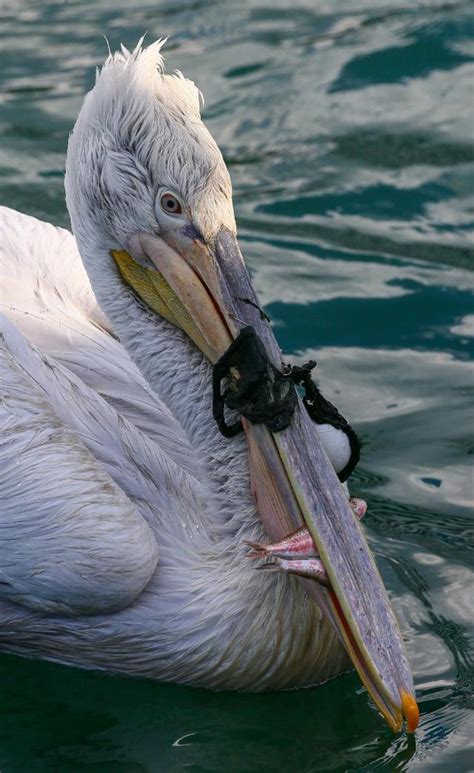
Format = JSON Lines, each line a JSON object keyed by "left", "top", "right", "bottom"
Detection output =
{"left": 160, "top": 192, "right": 182, "bottom": 215}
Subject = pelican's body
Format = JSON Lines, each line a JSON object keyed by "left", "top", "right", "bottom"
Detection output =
{"left": 0, "top": 40, "right": 418, "bottom": 730}
{"left": 0, "top": 206, "right": 345, "bottom": 689}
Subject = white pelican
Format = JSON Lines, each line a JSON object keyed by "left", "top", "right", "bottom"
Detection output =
{"left": 0, "top": 39, "right": 419, "bottom": 732}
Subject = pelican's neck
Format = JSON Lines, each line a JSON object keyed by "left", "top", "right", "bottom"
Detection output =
{"left": 82, "top": 244, "right": 257, "bottom": 539}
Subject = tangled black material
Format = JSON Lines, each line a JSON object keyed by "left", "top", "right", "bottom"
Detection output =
{"left": 212, "top": 326, "right": 361, "bottom": 482}
{"left": 284, "top": 360, "right": 361, "bottom": 482}
{"left": 212, "top": 327, "right": 297, "bottom": 438}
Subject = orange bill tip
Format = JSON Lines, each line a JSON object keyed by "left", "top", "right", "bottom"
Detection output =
{"left": 401, "top": 689, "right": 420, "bottom": 733}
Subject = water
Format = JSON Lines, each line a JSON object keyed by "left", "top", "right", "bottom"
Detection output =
{"left": 0, "top": 0, "right": 473, "bottom": 770}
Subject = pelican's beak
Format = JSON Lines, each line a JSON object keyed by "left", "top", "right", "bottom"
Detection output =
{"left": 114, "top": 226, "right": 418, "bottom": 734}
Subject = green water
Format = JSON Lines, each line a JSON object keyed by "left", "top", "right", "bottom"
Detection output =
{"left": 1, "top": 0, "right": 473, "bottom": 770}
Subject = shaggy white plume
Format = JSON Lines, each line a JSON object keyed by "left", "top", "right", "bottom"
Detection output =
{"left": 97, "top": 37, "right": 203, "bottom": 123}
{"left": 66, "top": 37, "right": 234, "bottom": 260}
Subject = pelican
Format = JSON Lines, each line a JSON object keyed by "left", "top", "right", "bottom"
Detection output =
{"left": 0, "top": 39, "right": 418, "bottom": 732}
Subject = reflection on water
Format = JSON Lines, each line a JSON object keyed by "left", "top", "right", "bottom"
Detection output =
{"left": 0, "top": 0, "right": 473, "bottom": 770}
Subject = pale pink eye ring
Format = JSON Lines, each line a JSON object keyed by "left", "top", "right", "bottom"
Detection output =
{"left": 160, "top": 193, "right": 182, "bottom": 214}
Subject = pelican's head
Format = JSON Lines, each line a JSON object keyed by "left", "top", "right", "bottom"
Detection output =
{"left": 66, "top": 37, "right": 238, "bottom": 361}
{"left": 65, "top": 39, "right": 418, "bottom": 733}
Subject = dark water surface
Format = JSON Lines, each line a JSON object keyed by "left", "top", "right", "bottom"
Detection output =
{"left": 0, "top": 0, "right": 473, "bottom": 770}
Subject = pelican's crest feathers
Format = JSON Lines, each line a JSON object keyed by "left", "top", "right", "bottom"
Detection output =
{"left": 67, "top": 37, "right": 232, "bottom": 250}
{"left": 94, "top": 37, "right": 202, "bottom": 121}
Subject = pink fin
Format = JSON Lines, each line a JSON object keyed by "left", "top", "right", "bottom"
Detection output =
{"left": 257, "top": 557, "right": 330, "bottom": 587}
{"left": 243, "top": 526, "right": 317, "bottom": 559}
